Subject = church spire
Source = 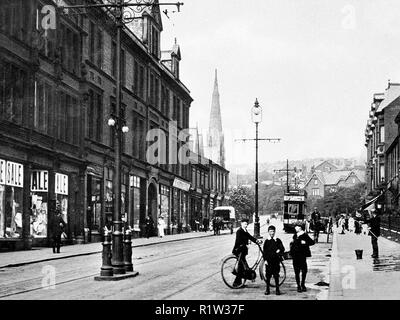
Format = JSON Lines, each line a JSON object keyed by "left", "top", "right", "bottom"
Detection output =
{"left": 208, "top": 69, "right": 225, "bottom": 167}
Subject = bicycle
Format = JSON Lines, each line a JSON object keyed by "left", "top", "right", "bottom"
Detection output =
{"left": 221, "top": 241, "right": 287, "bottom": 289}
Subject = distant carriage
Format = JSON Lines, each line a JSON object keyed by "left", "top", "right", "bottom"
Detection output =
{"left": 213, "top": 206, "right": 237, "bottom": 230}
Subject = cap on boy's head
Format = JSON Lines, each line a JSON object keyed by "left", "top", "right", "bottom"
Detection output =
{"left": 268, "top": 225, "right": 276, "bottom": 231}
{"left": 241, "top": 218, "right": 249, "bottom": 223}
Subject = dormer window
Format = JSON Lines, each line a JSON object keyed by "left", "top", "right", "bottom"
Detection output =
{"left": 151, "top": 25, "right": 160, "bottom": 58}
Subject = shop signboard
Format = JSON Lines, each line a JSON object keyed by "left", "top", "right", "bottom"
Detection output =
{"left": 55, "top": 173, "right": 68, "bottom": 195}
{"left": 173, "top": 178, "right": 190, "bottom": 192}
{"left": 31, "top": 170, "right": 49, "bottom": 192}
{"left": 5, "top": 161, "right": 23, "bottom": 188}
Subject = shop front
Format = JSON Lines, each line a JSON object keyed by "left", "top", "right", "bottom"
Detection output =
{"left": 30, "top": 170, "right": 49, "bottom": 246}
{"left": 0, "top": 159, "right": 24, "bottom": 250}
{"left": 129, "top": 175, "right": 142, "bottom": 237}
{"left": 172, "top": 177, "right": 190, "bottom": 234}
{"left": 159, "top": 184, "right": 170, "bottom": 234}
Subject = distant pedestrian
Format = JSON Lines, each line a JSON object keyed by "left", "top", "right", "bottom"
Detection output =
{"left": 348, "top": 216, "right": 355, "bottom": 233}
{"left": 354, "top": 220, "right": 362, "bottom": 235}
{"left": 145, "top": 215, "right": 154, "bottom": 238}
{"left": 290, "top": 222, "right": 315, "bottom": 292}
{"left": 311, "top": 207, "right": 321, "bottom": 243}
{"left": 338, "top": 215, "right": 346, "bottom": 234}
{"left": 367, "top": 210, "right": 381, "bottom": 258}
{"left": 157, "top": 216, "right": 165, "bottom": 238}
{"left": 52, "top": 209, "right": 66, "bottom": 254}
{"left": 203, "top": 217, "right": 208, "bottom": 232}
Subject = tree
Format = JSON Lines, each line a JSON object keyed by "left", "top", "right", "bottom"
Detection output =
{"left": 227, "top": 186, "right": 255, "bottom": 221}
{"left": 323, "top": 183, "right": 366, "bottom": 217}
{"left": 259, "top": 184, "right": 284, "bottom": 215}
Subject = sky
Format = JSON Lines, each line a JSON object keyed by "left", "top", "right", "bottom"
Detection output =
{"left": 160, "top": 0, "right": 400, "bottom": 170}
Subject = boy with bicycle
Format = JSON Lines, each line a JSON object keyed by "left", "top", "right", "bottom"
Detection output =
{"left": 263, "top": 225, "right": 285, "bottom": 295}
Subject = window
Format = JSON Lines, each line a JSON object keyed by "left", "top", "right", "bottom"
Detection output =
{"left": 88, "top": 90, "right": 103, "bottom": 142}
{"left": 0, "top": 0, "right": 30, "bottom": 43}
{"left": 380, "top": 164, "right": 385, "bottom": 182}
{"left": 132, "top": 111, "right": 145, "bottom": 161}
{"left": 111, "top": 41, "right": 117, "bottom": 77}
{"left": 380, "top": 126, "right": 385, "bottom": 143}
{"left": 0, "top": 60, "right": 26, "bottom": 125}
{"left": 60, "top": 23, "right": 80, "bottom": 75}
{"left": 314, "top": 179, "right": 318, "bottom": 185}
{"left": 155, "top": 78, "right": 160, "bottom": 109}
{"left": 89, "top": 21, "right": 103, "bottom": 68}
{"left": 312, "top": 188, "right": 320, "bottom": 196}
{"left": 150, "top": 73, "right": 154, "bottom": 105}
{"left": 110, "top": 99, "right": 116, "bottom": 149}
{"left": 133, "top": 60, "right": 139, "bottom": 94}
{"left": 34, "top": 80, "right": 52, "bottom": 134}
{"left": 121, "top": 50, "right": 126, "bottom": 87}
{"left": 161, "top": 86, "right": 170, "bottom": 118}
{"left": 139, "top": 66, "right": 145, "bottom": 99}
{"left": 151, "top": 26, "right": 160, "bottom": 58}
{"left": 55, "top": 91, "right": 79, "bottom": 145}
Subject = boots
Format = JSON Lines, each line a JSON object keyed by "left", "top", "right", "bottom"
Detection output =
{"left": 265, "top": 278, "right": 270, "bottom": 295}
{"left": 301, "top": 271, "right": 307, "bottom": 292}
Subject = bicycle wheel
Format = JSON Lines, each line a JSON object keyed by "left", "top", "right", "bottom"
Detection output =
{"left": 259, "top": 259, "right": 286, "bottom": 287}
{"left": 221, "top": 255, "right": 246, "bottom": 289}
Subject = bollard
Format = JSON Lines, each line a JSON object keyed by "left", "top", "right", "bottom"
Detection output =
{"left": 100, "top": 231, "right": 113, "bottom": 277}
{"left": 123, "top": 229, "right": 133, "bottom": 272}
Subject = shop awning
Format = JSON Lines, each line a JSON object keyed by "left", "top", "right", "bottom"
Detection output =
{"left": 360, "top": 191, "right": 384, "bottom": 211}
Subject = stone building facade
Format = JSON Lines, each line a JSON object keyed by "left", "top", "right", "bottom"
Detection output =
{"left": 0, "top": 0, "right": 195, "bottom": 250}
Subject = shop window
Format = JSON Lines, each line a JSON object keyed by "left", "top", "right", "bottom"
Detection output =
{"left": 159, "top": 185, "right": 170, "bottom": 223}
{"left": 130, "top": 176, "right": 141, "bottom": 230}
{"left": 87, "top": 175, "right": 102, "bottom": 232}
{"left": 0, "top": 185, "right": 23, "bottom": 239}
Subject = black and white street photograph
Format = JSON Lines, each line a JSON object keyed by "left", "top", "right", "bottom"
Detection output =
{"left": 1, "top": 0, "right": 400, "bottom": 311}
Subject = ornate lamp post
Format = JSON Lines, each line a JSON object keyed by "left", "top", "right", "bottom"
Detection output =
{"left": 235, "top": 99, "right": 281, "bottom": 238}
{"left": 251, "top": 99, "right": 262, "bottom": 238}
{"left": 58, "top": 0, "right": 183, "bottom": 279}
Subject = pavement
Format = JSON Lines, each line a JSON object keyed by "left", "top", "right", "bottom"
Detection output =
{"left": 328, "top": 227, "right": 400, "bottom": 300}
{"left": 0, "top": 229, "right": 233, "bottom": 269}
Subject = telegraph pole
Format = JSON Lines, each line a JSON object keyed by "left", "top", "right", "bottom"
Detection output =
{"left": 274, "top": 159, "right": 297, "bottom": 192}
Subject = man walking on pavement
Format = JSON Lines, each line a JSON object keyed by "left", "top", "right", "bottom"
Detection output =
{"left": 311, "top": 207, "right": 321, "bottom": 243}
{"left": 367, "top": 209, "right": 381, "bottom": 258}
{"left": 52, "top": 208, "right": 66, "bottom": 254}
{"left": 232, "top": 218, "right": 262, "bottom": 288}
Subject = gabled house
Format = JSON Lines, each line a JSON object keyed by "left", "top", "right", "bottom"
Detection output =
{"left": 304, "top": 170, "right": 365, "bottom": 198}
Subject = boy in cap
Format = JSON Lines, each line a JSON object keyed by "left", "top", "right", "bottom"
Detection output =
{"left": 290, "top": 222, "right": 315, "bottom": 292}
{"left": 263, "top": 225, "right": 285, "bottom": 295}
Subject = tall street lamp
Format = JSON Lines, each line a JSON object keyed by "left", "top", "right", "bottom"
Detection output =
{"left": 235, "top": 99, "right": 281, "bottom": 238}
{"left": 251, "top": 99, "right": 262, "bottom": 238}
{"left": 58, "top": 0, "right": 183, "bottom": 279}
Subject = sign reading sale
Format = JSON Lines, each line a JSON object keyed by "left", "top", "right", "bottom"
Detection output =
{"left": 0, "top": 159, "right": 24, "bottom": 188}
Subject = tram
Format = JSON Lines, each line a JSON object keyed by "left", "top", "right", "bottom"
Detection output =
{"left": 282, "top": 189, "right": 307, "bottom": 233}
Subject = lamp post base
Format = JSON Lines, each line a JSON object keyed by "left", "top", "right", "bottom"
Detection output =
{"left": 253, "top": 222, "right": 262, "bottom": 238}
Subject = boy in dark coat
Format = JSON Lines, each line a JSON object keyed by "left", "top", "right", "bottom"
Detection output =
{"left": 263, "top": 225, "right": 285, "bottom": 295}
{"left": 290, "top": 222, "right": 315, "bottom": 292}
{"left": 232, "top": 218, "right": 261, "bottom": 287}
